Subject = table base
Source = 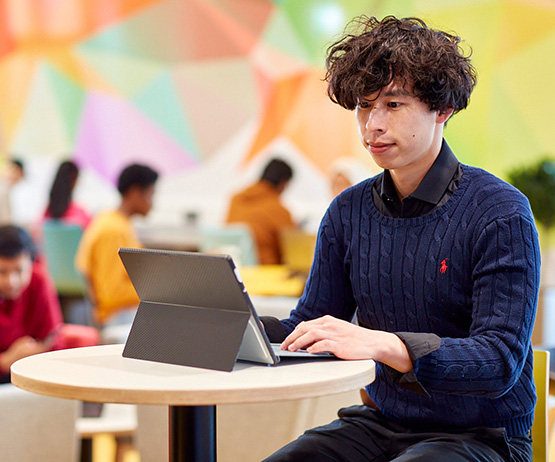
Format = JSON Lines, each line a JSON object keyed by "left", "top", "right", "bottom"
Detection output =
{"left": 170, "top": 405, "right": 216, "bottom": 462}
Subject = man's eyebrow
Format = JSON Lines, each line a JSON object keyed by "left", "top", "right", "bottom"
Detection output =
{"left": 357, "top": 87, "right": 411, "bottom": 102}
{"left": 382, "top": 88, "right": 411, "bottom": 97}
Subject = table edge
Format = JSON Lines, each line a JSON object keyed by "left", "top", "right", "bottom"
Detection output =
{"left": 12, "top": 359, "right": 375, "bottom": 406}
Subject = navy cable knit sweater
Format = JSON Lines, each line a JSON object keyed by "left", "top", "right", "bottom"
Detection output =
{"left": 282, "top": 165, "right": 540, "bottom": 437}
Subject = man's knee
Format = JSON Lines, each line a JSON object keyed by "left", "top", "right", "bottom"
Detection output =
{"left": 262, "top": 439, "right": 327, "bottom": 462}
{"left": 262, "top": 429, "right": 349, "bottom": 462}
{"left": 392, "top": 439, "right": 505, "bottom": 462}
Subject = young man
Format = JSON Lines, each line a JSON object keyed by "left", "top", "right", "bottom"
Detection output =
{"left": 261, "top": 16, "right": 539, "bottom": 461}
{"left": 226, "top": 158, "right": 295, "bottom": 265}
{"left": 0, "top": 225, "right": 97, "bottom": 383}
{"left": 76, "top": 164, "right": 158, "bottom": 330}
{"left": 0, "top": 225, "right": 59, "bottom": 382}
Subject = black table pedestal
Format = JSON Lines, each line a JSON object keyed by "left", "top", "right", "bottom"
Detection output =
{"left": 170, "top": 405, "right": 216, "bottom": 462}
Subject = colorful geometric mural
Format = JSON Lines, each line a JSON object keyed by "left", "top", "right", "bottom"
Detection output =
{"left": 0, "top": 0, "right": 554, "bottom": 185}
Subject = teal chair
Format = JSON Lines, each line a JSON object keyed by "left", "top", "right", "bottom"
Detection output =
{"left": 42, "top": 220, "right": 87, "bottom": 297}
{"left": 199, "top": 224, "right": 258, "bottom": 266}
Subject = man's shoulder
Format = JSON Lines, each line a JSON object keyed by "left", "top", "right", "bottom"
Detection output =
{"left": 86, "top": 210, "right": 131, "bottom": 233}
{"left": 237, "top": 181, "right": 278, "bottom": 200}
{"left": 80, "top": 211, "right": 135, "bottom": 252}
{"left": 463, "top": 165, "right": 528, "bottom": 202}
{"left": 461, "top": 165, "right": 534, "bottom": 223}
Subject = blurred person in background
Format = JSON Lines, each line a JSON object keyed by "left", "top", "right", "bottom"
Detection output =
{"left": 0, "top": 225, "right": 97, "bottom": 383}
{"left": 75, "top": 163, "right": 158, "bottom": 338}
{"left": 32, "top": 159, "right": 93, "bottom": 250}
{"left": 328, "top": 156, "right": 376, "bottom": 198}
{"left": 0, "top": 159, "right": 24, "bottom": 225}
{"left": 226, "top": 158, "right": 295, "bottom": 265}
{"left": 42, "top": 160, "right": 92, "bottom": 229}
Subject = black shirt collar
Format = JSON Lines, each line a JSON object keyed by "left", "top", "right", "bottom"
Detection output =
{"left": 380, "top": 139, "right": 459, "bottom": 205}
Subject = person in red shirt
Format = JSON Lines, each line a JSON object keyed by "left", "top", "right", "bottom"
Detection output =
{"left": 0, "top": 225, "right": 97, "bottom": 383}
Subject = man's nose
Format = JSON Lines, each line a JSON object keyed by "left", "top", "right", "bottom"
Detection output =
{"left": 365, "top": 107, "right": 386, "bottom": 132}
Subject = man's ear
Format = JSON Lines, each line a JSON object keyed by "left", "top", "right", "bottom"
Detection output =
{"left": 436, "top": 108, "right": 454, "bottom": 124}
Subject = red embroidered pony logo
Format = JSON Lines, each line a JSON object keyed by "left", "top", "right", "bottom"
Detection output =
{"left": 440, "top": 258, "right": 449, "bottom": 274}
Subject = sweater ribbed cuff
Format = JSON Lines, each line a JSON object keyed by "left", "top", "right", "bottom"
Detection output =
{"left": 384, "top": 332, "right": 441, "bottom": 396}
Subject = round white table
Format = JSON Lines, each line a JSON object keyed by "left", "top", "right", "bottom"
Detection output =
{"left": 11, "top": 344, "right": 375, "bottom": 462}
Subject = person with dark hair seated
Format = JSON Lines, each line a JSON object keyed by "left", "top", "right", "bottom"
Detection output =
{"left": 75, "top": 164, "right": 158, "bottom": 334}
{"left": 42, "top": 160, "right": 92, "bottom": 229}
{"left": 226, "top": 158, "right": 295, "bottom": 265}
{"left": 261, "top": 15, "right": 539, "bottom": 462}
{"left": 0, "top": 225, "right": 98, "bottom": 383}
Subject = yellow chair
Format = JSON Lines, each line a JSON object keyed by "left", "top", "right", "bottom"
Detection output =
{"left": 279, "top": 228, "right": 316, "bottom": 275}
{"left": 533, "top": 349, "right": 550, "bottom": 462}
{"left": 358, "top": 350, "right": 550, "bottom": 461}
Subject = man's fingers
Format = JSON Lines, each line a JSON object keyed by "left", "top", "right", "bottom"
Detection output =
{"left": 285, "top": 328, "right": 327, "bottom": 352}
{"left": 281, "top": 316, "right": 345, "bottom": 351}
{"left": 306, "top": 338, "right": 335, "bottom": 354}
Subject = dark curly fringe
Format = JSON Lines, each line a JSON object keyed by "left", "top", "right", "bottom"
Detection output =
{"left": 325, "top": 16, "right": 477, "bottom": 113}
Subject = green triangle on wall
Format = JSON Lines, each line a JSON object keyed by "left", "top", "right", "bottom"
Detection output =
{"left": 133, "top": 72, "right": 200, "bottom": 158}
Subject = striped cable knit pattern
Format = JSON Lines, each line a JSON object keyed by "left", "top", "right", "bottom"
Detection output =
{"left": 282, "top": 165, "right": 541, "bottom": 437}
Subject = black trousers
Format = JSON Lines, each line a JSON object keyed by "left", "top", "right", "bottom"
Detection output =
{"left": 262, "top": 406, "right": 532, "bottom": 462}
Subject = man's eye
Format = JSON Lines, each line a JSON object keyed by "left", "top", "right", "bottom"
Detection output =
{"left": 388, "top": 102, "right": 400, "bottom": 108}
{"left": 357, "top": 101, "right": 370, "bottom": 109}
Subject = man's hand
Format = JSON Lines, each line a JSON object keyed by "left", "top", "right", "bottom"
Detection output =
{"left": 281, "top": 315, "right": 413, "bottom": 373}
{"left": 0, "top": 336, "right": 47, "bottom": 374}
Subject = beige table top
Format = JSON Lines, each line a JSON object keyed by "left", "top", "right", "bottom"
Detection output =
{"left": 11, "top": 344, "right": 375, "bottom": 406}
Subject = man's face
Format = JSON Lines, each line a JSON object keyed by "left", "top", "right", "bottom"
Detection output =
{"left": 134, "top": 185, "right": 155, "bottom": 217}
{"left": 0, "top": 253, "right": 33, "bottom": 300}
{"left": 355, "top": 81, "right": 452, "bottom": 176}
{"left": 6, "top": 164, "right": 24, "bottom": 186}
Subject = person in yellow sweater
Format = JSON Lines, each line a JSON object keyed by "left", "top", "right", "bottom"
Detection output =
{"left": 75, "top": 164, "right": 158, "bottom": 332}
{"left": 226, "top": 158, "right": 295, "bottom": 265}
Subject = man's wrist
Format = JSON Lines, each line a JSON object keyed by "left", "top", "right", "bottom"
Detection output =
{"left": 378, "top": 332, "right": 413, "bottom": 373}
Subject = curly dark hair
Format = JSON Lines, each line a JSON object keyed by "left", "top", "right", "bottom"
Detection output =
{"left": 325, "top": 16, "right": 477, "bottom": 114}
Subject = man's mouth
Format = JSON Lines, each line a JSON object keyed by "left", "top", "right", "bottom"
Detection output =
{"left": 368, "top": 143, "right": 394, "bottom": 155}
